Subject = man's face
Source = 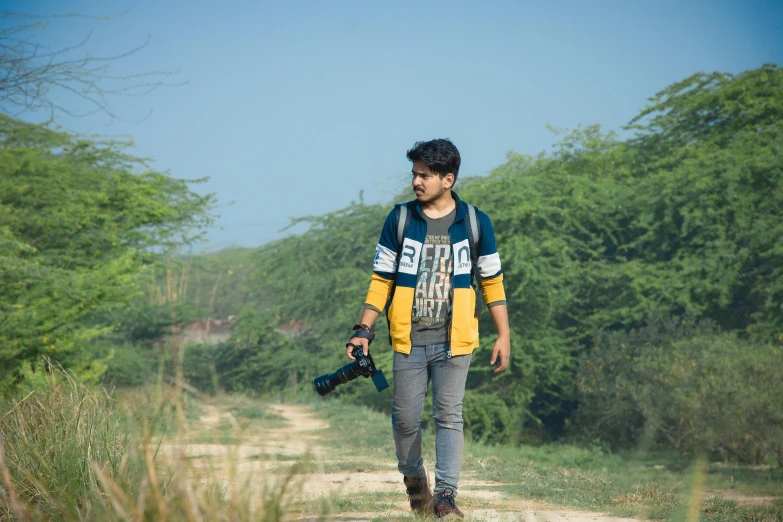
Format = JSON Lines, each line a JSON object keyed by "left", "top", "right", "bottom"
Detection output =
{"left": 411, "top": 160, "right": 453, "bottom": 203}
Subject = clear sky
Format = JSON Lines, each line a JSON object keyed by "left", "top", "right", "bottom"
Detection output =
{"left": 3, "top": 1, "right": 782, "bottom": 250}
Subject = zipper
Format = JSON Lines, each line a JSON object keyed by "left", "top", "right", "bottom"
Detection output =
{"left": 447, "top": 318, "right": 453, "bottom": 358}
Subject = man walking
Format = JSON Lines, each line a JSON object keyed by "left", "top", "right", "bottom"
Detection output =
{"left": 346, "top": 139, "right": 511, "bottom": 518}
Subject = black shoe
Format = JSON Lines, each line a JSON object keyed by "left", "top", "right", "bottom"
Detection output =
{"left": 434, "top": 489, "right": 463, "bottom": 519}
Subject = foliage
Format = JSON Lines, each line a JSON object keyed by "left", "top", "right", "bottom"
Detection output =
{"left": 621, "top": 64, "right": 783, "bottom": 336}
{"left": 226, "top": 64, "right": 783, "bottom": 450}
{"left": 0, "top": 114, "right": 214, "bottom": 391}
{"left": 0, "top": 365, "right": 146, "bottom": 519}
{"left": 0, "top": 366, "right": 299, "bottom": 521}
{"left": 173, "top": 247, "right": 261, "bottom": 320}
{"left": 578, "top": 318, "right": 783, "bottom": 465}
{"left": 315, "top": 396, "right": 783, "bottom": 521}
{"left": 212, "top": 308, "right": 323, "bottom": 395}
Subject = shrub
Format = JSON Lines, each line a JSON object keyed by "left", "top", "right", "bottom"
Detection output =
{"left": 0, "top": 365, "right": 145, "bottom": 519}
{"left": 102, "top": 343, "right": 158, "bottom": 387}
{"left": 0, "top": 364, "right": 297, "bottom": 521}
{"left": 182, "top": 341, "right": 220, "bottom": 394}
{"left": 463, "top": 390, "right": 523, "bottom": 445}
{"left": 576, "top": 317, "right": 783, "bottom": 464}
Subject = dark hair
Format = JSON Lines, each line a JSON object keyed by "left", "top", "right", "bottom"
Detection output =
{"left": 406, "top": 139, "right": 461, "bottom": 181}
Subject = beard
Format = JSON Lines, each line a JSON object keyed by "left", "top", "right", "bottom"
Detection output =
{"left": 415, "top": 184, "right": 446, "bottom": 203}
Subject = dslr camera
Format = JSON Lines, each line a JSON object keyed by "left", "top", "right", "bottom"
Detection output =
{"left": 313, "top": 324, "right": 388, "bottom": 397}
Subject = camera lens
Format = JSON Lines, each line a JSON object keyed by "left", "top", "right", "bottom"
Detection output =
{"left": 313, "top": 360, "right": 361, "bottom": 396}
{"left": 313, "top": 374, "right": 336, "bottom": 396}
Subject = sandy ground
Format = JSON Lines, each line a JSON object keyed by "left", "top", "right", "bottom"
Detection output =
{"left": 158, "top": 402, "right": 658, "bottom": 522}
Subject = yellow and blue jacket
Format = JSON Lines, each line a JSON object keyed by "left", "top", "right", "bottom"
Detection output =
{"left": 364, "top": 192, "right": 506, "bottom": 356}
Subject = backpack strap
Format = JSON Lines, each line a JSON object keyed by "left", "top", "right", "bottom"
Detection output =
{"left": 466, "top": 203, "right": 480, "bottom": 246}
{"left": 394, "top": 202, "right": 413, "bottom": 270}
{"left": 465, "top": 203, "right": 483, "bottom": 317}
{"left": 386, "top": 203, "right": 412, "bottom": 309}
{"left": 396, "top": 203, "right": 409, "bottom": 249}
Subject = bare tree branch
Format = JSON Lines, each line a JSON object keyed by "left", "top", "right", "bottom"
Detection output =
{"left": 0, "top": 10, "right": 182, "bottom": 123}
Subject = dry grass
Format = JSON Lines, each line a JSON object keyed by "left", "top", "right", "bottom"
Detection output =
{"left": 0, "top": 366, "right": 302, "bottom": 521}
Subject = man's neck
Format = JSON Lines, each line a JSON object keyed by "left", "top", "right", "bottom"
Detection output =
{"left": 420, "top": 191, "right": 456, "bottom": 219}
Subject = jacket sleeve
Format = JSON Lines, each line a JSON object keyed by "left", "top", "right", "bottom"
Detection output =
{"left": 364, "top": 208, "right": 398, "bottom": 311}
{"left": 476, "top": 210, "right": 506, "bottom": 307}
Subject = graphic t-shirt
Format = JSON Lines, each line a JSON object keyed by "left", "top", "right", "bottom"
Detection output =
{"left": 410, "top": 207, "right": 456, "bottom": 346}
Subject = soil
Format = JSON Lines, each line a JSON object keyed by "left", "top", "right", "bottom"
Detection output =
{"left": 160, "top": 402, "right": 660, "bottom": 521}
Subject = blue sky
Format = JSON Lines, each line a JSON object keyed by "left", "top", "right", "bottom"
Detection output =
{"left": 3, "top": 1, "right": 782, "bottom": 249}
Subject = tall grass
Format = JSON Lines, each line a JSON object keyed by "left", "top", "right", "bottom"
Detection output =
{"left": 0, "top": 365, "right": 294, "bottom": 521}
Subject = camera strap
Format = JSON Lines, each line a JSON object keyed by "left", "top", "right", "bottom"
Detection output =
{"left": 465, "top": 203, "right": 483, "bottom": 317}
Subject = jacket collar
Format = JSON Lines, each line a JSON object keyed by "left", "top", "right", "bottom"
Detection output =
{"left": 413, "top": 190, "right": 466, "bottom": 222}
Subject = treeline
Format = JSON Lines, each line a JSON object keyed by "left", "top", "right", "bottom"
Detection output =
{"left": 198, "top": 64, "right": 783, "bottom": 463}
{"left": 2, "top": 65, "right": 781, "bottom": 465}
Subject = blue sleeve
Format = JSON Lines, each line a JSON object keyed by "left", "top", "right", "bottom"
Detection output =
{"left": 476, "top": 210, "right": 502, "bottom": 279}
{"left": 373, "top": 207, "right": 398, "bottom": 279}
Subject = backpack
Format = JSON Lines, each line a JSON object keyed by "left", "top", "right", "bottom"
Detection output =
{"left": 393, "top": 201, "right": 484, "bottom": 317}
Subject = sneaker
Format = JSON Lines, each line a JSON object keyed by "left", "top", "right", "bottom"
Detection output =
{"left": 403, "top": 467, "right": 434, "bottom": 514}
{"left": 434, "top": 489, "right": 463, "bottom": 519}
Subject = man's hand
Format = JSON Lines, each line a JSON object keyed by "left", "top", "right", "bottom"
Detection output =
{"left": 487, "top": 304, "right": 511, "bottom": 373}
{"left": 346, "top": 309, "right": 380, "bottom": 360}
{"left": 346, "top": 336, "right": 370, "bottom": 359}
{"left": 490, "top": 336, "right": 510, "bottom": 373}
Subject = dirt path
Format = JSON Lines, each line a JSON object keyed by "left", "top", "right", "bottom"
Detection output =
{"left": 157, "top": 401, "right": 646, "bottom": 522}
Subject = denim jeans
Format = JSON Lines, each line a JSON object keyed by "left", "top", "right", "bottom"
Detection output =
{"left": 391, "top": 343, "right": 472, "bottom": 496}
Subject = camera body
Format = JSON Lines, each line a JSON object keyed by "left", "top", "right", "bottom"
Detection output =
{"left": 348, "top": 345, "right": 376, "bottom": 377}
{"left": 313, "top": 338, "right": 389, "bottom": 397}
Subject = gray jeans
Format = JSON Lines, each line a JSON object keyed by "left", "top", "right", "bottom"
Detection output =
{"left": 392, "top": 343, "right": 472, "bottom": 496}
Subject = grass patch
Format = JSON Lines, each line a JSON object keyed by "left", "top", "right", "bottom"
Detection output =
{"left": 4, "top": 374, "right": 778, "bottom": 522}
{"left": 246, "top": 452, "right": 301, "bottom": 461}
{"left": 183, "top": 395, "right": 288, "bottom": 445}
{"left": 0, "top": 369, "right": 300, "bottom": 521}
{"left": 310, "top": 397, "right": 783, "bottom": 522}
{"left": 298, "top": 490, "right": 403, "bottom": 517}
{"left": 320, "top": 460, "right": 394, "bottom": 474}
{"left": 190, "top": 418, "right": 243, "bottom": 444}
{"left": 230, "top": 402, "right": 286, "bottom": 423}
{"left": 314, "top": 397, "right": 397, "bottom": 462}
{"left": 264, "top": 459, "right": 392, "bottom": 475}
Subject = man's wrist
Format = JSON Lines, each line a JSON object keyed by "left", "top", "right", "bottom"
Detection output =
{"left": 354, "top": 323, "right": 373, "bottom": 332}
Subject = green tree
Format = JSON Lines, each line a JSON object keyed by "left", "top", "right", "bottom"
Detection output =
{"left": 189, "top": 64, "right": 783, "bottom": 449}
{"left": 622, "top": 64, "right": 783, "bottom": 337}
{"left": 0, "top": 114, "right": 214, "bottom": 390}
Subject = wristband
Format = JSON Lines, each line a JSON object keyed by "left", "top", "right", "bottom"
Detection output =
{"left": 348, "top": 325, "right": 375, "bottom": 345}
{"left": 353, "top": 323, "right": 373, "bottom": 334}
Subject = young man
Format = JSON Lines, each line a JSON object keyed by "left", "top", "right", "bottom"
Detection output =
{"left": 346, "top": 139, "right": 510, "bottom": 518}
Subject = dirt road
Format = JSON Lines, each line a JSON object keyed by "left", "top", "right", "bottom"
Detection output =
{"left": 163, "top": 402, "right": 644, "bottom": 522}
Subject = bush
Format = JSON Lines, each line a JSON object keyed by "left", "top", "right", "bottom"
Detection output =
{"left": 463, "top": 390, "right": 523, "bottom": 445}
{"left": 0, "top": 366, "right": 145, "bottom": 519}
{"left": 182, "top": 341, "right": 220, "bottom": 393}
{"left": 576, "top": 317, "right": 783, "bottom": 465}
{"left": 0, "top": 364, "right": 296, "bottom": 521}
{"left": 102, "top": 343, "right": 158, "bottom": 387}
{"left": 214, "top": 310, "right": 324, "bottom": 395}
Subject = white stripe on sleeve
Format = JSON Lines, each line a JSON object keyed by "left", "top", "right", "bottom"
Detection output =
{"left": 373, "top": 244, "right": 397, "bottom": 273}
{"left": 477, "top": 252, "right": 501, "bottom": 278}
